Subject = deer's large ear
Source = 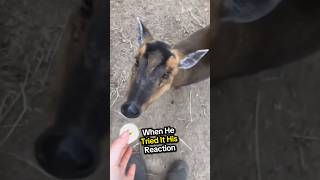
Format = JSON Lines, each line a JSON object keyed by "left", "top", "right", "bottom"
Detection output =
{"left": 222, "top": 0, "right": 282, "bottom": 23}
{"left": 178, "top": 49, "right": 209, "bottom": 69}
{"left": 137, "top": 18, "right": 153, "bottom": 46}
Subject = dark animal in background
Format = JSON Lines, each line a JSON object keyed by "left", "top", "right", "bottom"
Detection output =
{"left": 211, "top": 0, "right": 320, "bottom": 82}
{"left": 122, "top": 0, "right": 320, "bottom": 118}
{"left": 35, "top": 0, "right": 108, "bottom": 178}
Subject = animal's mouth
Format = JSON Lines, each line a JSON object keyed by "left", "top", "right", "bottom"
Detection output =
{"left": 121, "top": 102, "right": 142, "bottom": 118}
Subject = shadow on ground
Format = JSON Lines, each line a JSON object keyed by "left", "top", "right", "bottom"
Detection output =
{"left": 0, "top": 0, "right": 106, "bottom": 179}
{"left": 213, "top": 50, "right": 320, "bottom": 180}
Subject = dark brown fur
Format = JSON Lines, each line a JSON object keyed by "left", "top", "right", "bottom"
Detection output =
{"left": 124, "top": 0, "right": 320, "bottom": 116}
{"left": 174, "top": 0, "right": 320, "bottom": 85}
{"left": 212, "top": 0, "right": 320, "bottom": 83}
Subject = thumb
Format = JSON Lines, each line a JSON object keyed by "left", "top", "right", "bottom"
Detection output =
{"left": 110, "top": 131, "right": 130, "bottom": 166}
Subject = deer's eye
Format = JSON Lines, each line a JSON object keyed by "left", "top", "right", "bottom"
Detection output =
{"left": 134, "top": 57, "right": 139, "bottom": 67}
{"left": 159, "top": 72, "right": 171, "bottom": 86}
{"left": 161, "top": 72, "right": 170, "bottom": 80}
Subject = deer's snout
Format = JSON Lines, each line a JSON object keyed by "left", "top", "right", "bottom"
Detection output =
{"left": 121, "top": 102, "right": 141, "bottom": 118}
{"left": 35, "top": 130, "right": 98, "bottom": 179}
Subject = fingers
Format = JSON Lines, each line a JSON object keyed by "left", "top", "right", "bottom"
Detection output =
{"left": 110, "top": 131, "right": 129, "bottom": 166}
{"left": 119, "top": 144, "right": 129, "bottom": 162}
{"left": 125, "top": 164, "right": 136, "bottom": 180}
{"left": 119, "top": 146, "right": 133, "bottom": 172}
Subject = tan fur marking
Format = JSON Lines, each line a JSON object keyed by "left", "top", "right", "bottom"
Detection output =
{"left": 139, "top": 52, "right": 182, "bottom": 109}
{"left": 142, "top": 82, "right": 172, "bottom": 110}
{"left": 166, "top": 56, "right": 179, "bottom": 69}
{"left": 171, "top": 49, "right": 185, "bottom": 62}
{"left": 138, "top": 45, "right": 146, "bottom": 56}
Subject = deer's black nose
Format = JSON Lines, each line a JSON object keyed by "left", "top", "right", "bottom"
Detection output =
{"left": 121, "top": 102, "right": 141, "bottom": 118}
{"left": 35, "top": 131, "right": 98, "bottom": 179}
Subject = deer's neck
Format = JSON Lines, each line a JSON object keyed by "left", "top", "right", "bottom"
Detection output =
{"left": 173, "top": 26, "right": 211, "bottom": 57}
{"left": 172, "top": 26, "right": 212, "bottom": 88}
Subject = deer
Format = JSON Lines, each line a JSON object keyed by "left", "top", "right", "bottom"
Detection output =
{"left": 121, "top": 0, "right": 320, "bottom": 118}
{"left": 120, "top": 19, "right": 211, "bottom": 118}
{"left": 34, "top": 0, "right": 108, "bottom": 179}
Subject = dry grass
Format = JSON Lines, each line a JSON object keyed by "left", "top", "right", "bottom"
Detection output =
{"left": 110, "top": 23, "right": 136, "bottom": 110}
{"left": 110, "top": 69, "right": 129, "bottom": 108}
{"left": 0, "top": 1, "right": 66, "bottom": 145}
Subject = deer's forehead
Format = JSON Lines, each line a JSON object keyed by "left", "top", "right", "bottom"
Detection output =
{"left": 147, "top": 51, "right": 164, "bottom": 68}
{"left": 138, "top": 41, "right": 174, "bottom": 70}
{"left": 139, "top": 41, "right": 172, "bottom": 59}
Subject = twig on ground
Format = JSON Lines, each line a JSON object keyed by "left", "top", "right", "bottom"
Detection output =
{"left": 0, "top": 64, "right": 30, "bottom": 147}
{"left": 31, "top": 45, "right": 44, "bottom": 78}
{"left": 186, "top": 90, "right": 193, "bottom": 129}
{"left": 178, "top": 0, "right": 186, "bottom": 13}
{"left": 132, "top": 142, "right": 140, "bottom": 149}
{"left": 128, "top": 39, "right": 133, "bottom": 49}
{"left": 298, "top": 143, "right": 307, "bottom": 171}
{"left": 292, "top": 134, "right": 310, "bottom": 171}
{"left": 41, "top": 29, "right": 64, "bottom": 86}
{"left": 254, "top": 91, "right": 262, "bottom": 180}
{"left": 111, "top": 70, "right": 128, "bottom": 107}
{"left": 177, "top": 117, "right": 187, "bottom": 121}
{"left": 114, "top": 110, "right": 129, "bottom": 119}
{"left": 110, "top": 88, "right": 119, "bottom": 107}
{"left": 201, "top": 104, "right": 207, "bottom": 118}
{"left": 0, "top": 92, "right": 10, "bottom": 118}
{"left": 180, "top": 137, "right": 192, "bottom": 152}
{"left": 0, "top": 92, "right": 21, "bottom": 123}
{"left": 187, "top": 8, "right": 204, "bottom": 28}
{"left": 119, "top": 27, "right": 133, "bottom": 49}
{"left": 292, "top": 134, "right": 320, "bottom": 142}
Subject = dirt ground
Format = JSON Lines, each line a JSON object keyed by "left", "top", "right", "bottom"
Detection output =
{"left": 213, "top": 50, "right": 320, "bottom": 180}
{"left": 110, "top": 0, "right": 210, "bottom": 180}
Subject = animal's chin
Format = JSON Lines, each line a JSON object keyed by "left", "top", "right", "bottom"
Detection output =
{"left": 123, "top": 113, "right": 141, "bottom": 118}
{"left": 121, "top": 108, "right": 141, "bottom": 118}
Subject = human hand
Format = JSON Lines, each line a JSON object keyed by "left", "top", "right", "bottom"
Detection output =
{"left": 110, "top": 131, "right": 136, "bottom": 180}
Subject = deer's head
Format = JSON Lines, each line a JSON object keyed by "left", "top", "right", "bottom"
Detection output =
{"left": 121, "top": 19, "right": 208, "bottom": 118}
